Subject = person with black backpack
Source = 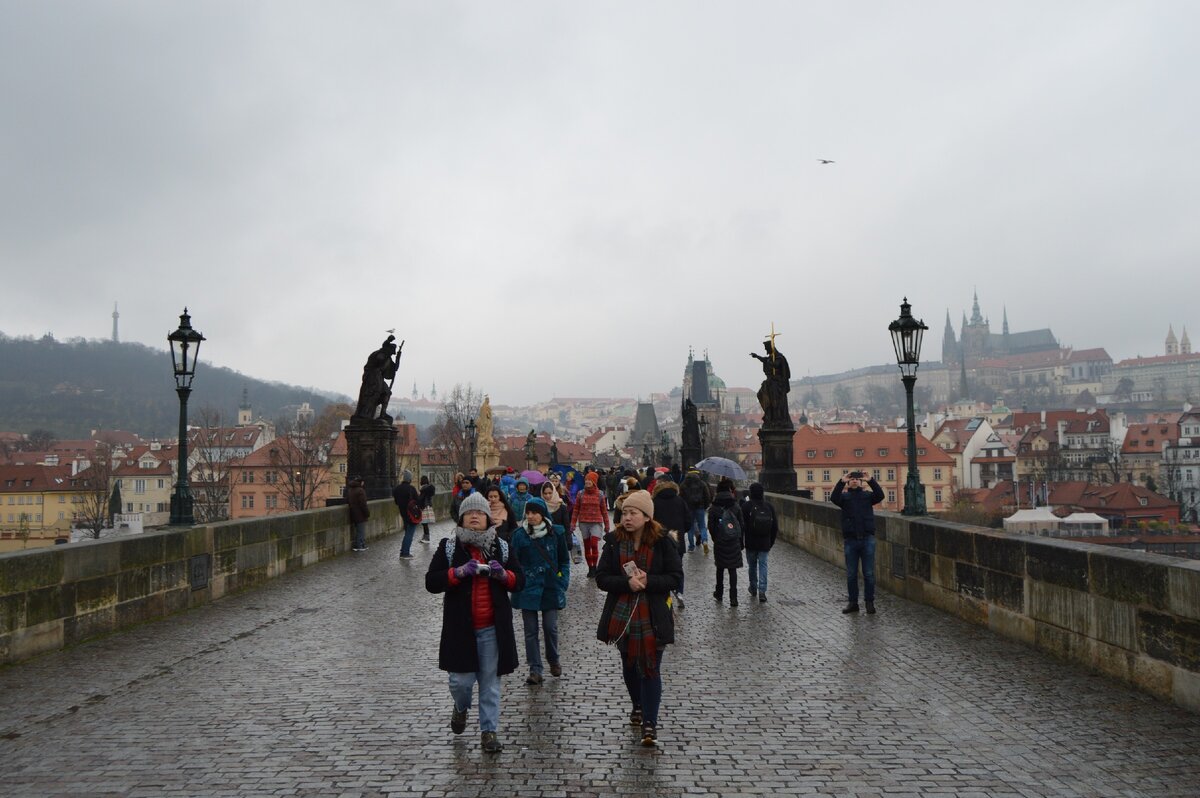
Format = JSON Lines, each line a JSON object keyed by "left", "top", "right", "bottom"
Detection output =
{"left": 706, "top": 478, "right": 744, "bottom": 606}
{"left": 741, "top": 482, "right": 778, "bottom": 603}
{"left": 392, "top": 470, "right": 421, "bottom": 560}
{"left": 680, "top": 468, "right": 713, "bottom": 554}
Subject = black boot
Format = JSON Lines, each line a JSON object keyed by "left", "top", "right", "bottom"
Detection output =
{"left": 730, "top": 590, "right": 739, "bottom": 607}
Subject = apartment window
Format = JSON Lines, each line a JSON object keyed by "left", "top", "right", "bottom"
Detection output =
{"left": 872, "top": 469, "right": 881, "bottom": 480}
{"left": 265, "top": 494, "right": 278, "bottom": 509}
{"left": 338, "top": 463, "right": 346, "bottom": 474}
{"left": 822, "top": 470, "right": 831, "bottom": 482}
{"left": 823, "top": 489, "right": 831, "bottom": 501}
{"left": 134, "top": 479, "right": 146, "bottom": 494}
{"left": 824, "top": 450, "right": 835, "bottom": 458}
{"left": 918, "top": 448, "right": 926, "bottom": 456}
{"left": 887, "top": 490, "right": 896, "bottom": 504}
{"left": 126, "top": 502, "right": 133, "bottom": 512}
{"left": 934, "top": 489, "right": 943, "bottom": 503}
{"left": 58, "top": 512, "right": 65, "bottom": 520}
{"left": 886, "top": 469, "right": 895, "bottom": 481}
{"left": 35, "top": 514, "right": 41, "bottom": 521}
{"left": 933, "top": 468, "right": 942, "bottom": 480}
{"left": 241, "top": 471, "right": 255, "bottom": 484}
{"left": 241, "top": 495, "right": 255, "bottom": 509}
{"left": 265, "top": 471, "right": 278, "bottom": 484}
{"left": 58, "top": 495, "right": 65, "bottom": 503}
{"left": 854, "top": 449, "right": 864, "bottom": 457}
{"left": 805, "top": 470, "right": 814, "bottom": 482}
{"left": 878, "top": 448, "right": 888, "bottom": 457}
{"left": 157, "top": 479, "right": 165, "bottom": 489}
{"left": 806, "top": 450, "right": 816, "bottom": 459}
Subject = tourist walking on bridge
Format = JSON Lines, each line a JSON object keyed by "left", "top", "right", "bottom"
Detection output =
{"left": 680, "top": 468, "right": 712, "bottom": 554}
{"left": 741, "top": 482, "right": 777, "bottom": 603}
{"left": 596, "top": 489, "right": 683, "bottom": 747}
{"left": 392, "top": 470, "right": 421, "bottom": 559}
{"left": 707, "top": 479, "right": 744, "bottom": 606}
{"left": 484, "top": 485, "right": 518, "bottom": 542}
{"left": 830, "top": 471, "right": 884, "bottom": 614}
{"left": 426, "top": 491, "right": 524, "bottom": 754}
{"left": 511, "top": 497, "right": 570, "bottom": 685}
{"left": 651, "top": 473, "right": 691, "bottom": 609}
{"left": 419, "top": 475, "right": 436, "bottom": 543}
{"left": 571, "top": 471, "right": 611, "bottom": 577}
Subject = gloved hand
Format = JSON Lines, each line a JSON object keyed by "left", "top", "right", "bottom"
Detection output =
{"left": 454, "top": 560, "right": 480, "bottom": 579}
{"left": 487, "top": 560, "right": 507, "bottom": 580}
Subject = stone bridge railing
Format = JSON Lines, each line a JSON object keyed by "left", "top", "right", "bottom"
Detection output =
{"left": 0, "top": 493, "right": 451, "bottom": 665}
{"left": 770, "top": 492, "right": 1200, "bottom": 713}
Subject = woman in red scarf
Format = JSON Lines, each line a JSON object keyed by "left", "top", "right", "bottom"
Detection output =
{"left": 594, "top": 489, "right": 683, "bottom": 747}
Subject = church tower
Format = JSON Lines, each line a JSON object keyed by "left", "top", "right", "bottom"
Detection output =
{"left": 238, "top": 388, "right": 253, "bottom": 426}
{"left": 1167, "top": 325, "right": 1179, "bottom": 356}
{"left": 941, "top": 310, "right": 957, "bottom": 365}
{"left": 1182, "top": 327, "right": 1192, "bottom": 355}
{"left": 412, "top": 381, "right": 419, "bottom": 400}
{"left": 111, "top": 302, "right": 119, "bottom": 343}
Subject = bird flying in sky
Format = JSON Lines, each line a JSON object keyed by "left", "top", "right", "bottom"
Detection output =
{"left": 817, "top": 159, "right": 835, "bottom": 164}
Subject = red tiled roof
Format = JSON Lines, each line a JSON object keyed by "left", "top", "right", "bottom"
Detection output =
{"left": 1114, "top": 352, "right": 1200, "bottom": 367}
{"left": 1065, "top": 348, "right": 1111, "bottom": 363}
{"left": 793, "top": 427, "right": 954, "bottom": 464}
{"left": 0, "top": 464, "right": 73, "bottom": 491}
{"left": 1122, "top": 422, "right": 1178, "bottom": 454}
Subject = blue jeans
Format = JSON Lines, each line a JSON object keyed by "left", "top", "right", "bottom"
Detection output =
{"left": 448, "top": 626, "right": 500, "bottom": 732}
{"left": 400, "top": 521, "right": 418, "bottom": 556}
{"left": 746, "top": 549, "right": 769, "bottom": 594}
{"left": 352, "top": 522, "right": 366, "bottom": 550}
{"left": 688, "top": 508, "right": 708, "bottom": 548}
{"left": 620, "top": 648, "right": 664, "bottom": 725}
{"left": 844, "top": 536, "right": 876, "bottom": 603}
{"left": 522, "top": 609, "right": 559, "bottom": 675}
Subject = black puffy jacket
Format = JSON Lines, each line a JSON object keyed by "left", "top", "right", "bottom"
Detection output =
{"left": 829, "top": 478, "right": 885, "bottom": 539}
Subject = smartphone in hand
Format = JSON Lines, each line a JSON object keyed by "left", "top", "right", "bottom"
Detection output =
{"left": 622, "top": 560, "right": 639, "bottom": 577}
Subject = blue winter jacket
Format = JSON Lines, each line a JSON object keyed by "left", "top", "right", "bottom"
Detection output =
{"left": 510, "top": 522, "right": 570, "bottom": 612}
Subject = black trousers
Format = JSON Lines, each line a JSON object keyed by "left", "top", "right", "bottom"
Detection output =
{"left": 714, "top": 567, "right": 738, "bottom": 594}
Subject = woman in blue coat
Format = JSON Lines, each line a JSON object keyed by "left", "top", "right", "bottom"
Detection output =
{"left": 510, "top": 497, "right": 571, "bottom": 685}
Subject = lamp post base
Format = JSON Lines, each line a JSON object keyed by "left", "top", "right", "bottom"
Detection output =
{"left": 902, "top": 474, "right": 927, "bottom": 516}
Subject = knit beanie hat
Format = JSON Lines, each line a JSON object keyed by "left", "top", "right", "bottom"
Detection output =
{"left": 523, "top": 497, "right": 550, "bottom": 519}
{"left": 621, "top": 490, "right": 654, "bottom": 519}
{"left": 585, "top": 471, "right": 599, "bottom": 484}
{"left": 457, "top": 491, "right": 491, "bottom": 523}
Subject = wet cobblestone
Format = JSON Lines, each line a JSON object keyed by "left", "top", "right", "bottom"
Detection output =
{"left": 1, "top": 520, "right": 1199, "bottom": 796}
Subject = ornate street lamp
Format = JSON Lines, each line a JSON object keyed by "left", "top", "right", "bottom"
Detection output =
{"left": 889, "top": 297, "right": 929, "bottom": 516}
{"left": 699, "top": 415, "right": 709, "bottom": 459}
{"left": 466, "top": 418, "right": 478, "bottom": 472}
{"left": 168, "top": 308, "right": 205, "bottom": 525}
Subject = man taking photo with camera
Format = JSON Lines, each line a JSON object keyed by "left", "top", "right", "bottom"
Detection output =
{"left": 830, "top": 471, "right": 885, "bottom": 615}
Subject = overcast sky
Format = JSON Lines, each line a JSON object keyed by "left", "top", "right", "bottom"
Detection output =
{"left": 3, "top": 2, "right": 1197, "bottom": 406}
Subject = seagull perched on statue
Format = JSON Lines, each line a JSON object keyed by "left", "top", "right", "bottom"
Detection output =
{"left": 817, "top": 159, "right": 835, "bottom": 164}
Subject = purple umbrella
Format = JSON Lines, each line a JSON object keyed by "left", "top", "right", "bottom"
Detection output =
{"left": 520, "top": 469, "right": 548, "bottom": 485}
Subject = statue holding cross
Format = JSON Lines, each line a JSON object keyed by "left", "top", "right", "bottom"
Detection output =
{"left": 750, "top": 324, "right": 792, "bottom": 429}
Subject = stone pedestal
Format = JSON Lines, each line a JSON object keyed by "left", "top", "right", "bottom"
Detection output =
{"left": 475, "top": 440, "right": 500, "bottom": 473}
{"left": 757, "top": 427, "right": 797, "bottom": 495}
{"left": 345, "top": 421, "right": 397, "bottom": 501}
{"left": 681, "top": 445, "right": 701, "bottom": 472}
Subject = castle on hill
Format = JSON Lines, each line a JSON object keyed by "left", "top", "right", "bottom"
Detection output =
{"left": 942, "top": 292, "right": 1058, "bottom": 365}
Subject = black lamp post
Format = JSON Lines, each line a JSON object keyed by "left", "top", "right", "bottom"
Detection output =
{"left": 699, "top": 415, "right": 709, "bottom": 459}
{"left": 643, "top": 440, "right": 651, "bottom": 467}
{"left": 889, "top": 297, "right": 929, "bottom": 516}
{"left": 168, "top": 308, "right": 205, "bottom": 525}
{"left": 466, "top": 419, "right": 478, "bottom": 472}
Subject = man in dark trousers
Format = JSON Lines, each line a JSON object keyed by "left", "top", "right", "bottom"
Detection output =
{"left": 830, "top": 471, "right": 885, "bottom": 614}
{"left": 392, "top": 470, "right": 421, "bottom": 560}
{"left": 346, "top": 476, "right": 370, "bottom": 552}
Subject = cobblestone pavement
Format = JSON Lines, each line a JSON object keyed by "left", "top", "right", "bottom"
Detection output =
{"left": 3, "top": 521, "right": 1200, "bottom": 797}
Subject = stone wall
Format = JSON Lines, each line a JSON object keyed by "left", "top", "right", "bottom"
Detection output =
{"left": 772, "top": 492, "right": 1200, "bottom": 713}
{"left": 0, "top": 493, "right": 451, "bottom": 665}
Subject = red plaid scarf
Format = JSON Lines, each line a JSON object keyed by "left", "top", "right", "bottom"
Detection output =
{"left": 605, "top": 539, "right": 658, "bottom": 677}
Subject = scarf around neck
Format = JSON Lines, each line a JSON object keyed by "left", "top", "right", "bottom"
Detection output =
{"left": 455, "top": 526, "right": 496, "bottom": 554}
{"left": 526, "top": 519, "right": 550, "bottom": 539}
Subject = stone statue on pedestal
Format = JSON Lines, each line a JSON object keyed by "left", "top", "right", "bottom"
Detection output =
{"left": 353, "top": 335, "right": 402, "bottom": 424}
{"left": 750, "top": 340, "right": 792, "bottom": 429}
{"left": 681, "top": 398, "right": 701, "bottom": 450}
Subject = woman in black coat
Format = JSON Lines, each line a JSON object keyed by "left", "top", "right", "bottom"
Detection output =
{"left": 595, "top": 490, "right": 683, "bottom": 747}
{"left": 706, "top": 479, "right": 744, "bottom": 606}
{"left": 425, "top": 492, "right": 525, "bottom": 754}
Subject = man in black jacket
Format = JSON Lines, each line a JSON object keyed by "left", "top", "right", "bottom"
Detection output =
{"left": 830, "top": 471, "right": 885, "bottom": 614}
{"left": 392, "top": 470, "right": 421, "bottom": 559}
{"left": 741, "top": 482, "right": 778, "bottom": 603}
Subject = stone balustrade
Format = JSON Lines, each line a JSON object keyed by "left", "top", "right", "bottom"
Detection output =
{"left": 0, "top": 494, "right": 451, "bottom": 665}
{"left": 771, "top": 492, "right": 1200, "bottom": 713}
